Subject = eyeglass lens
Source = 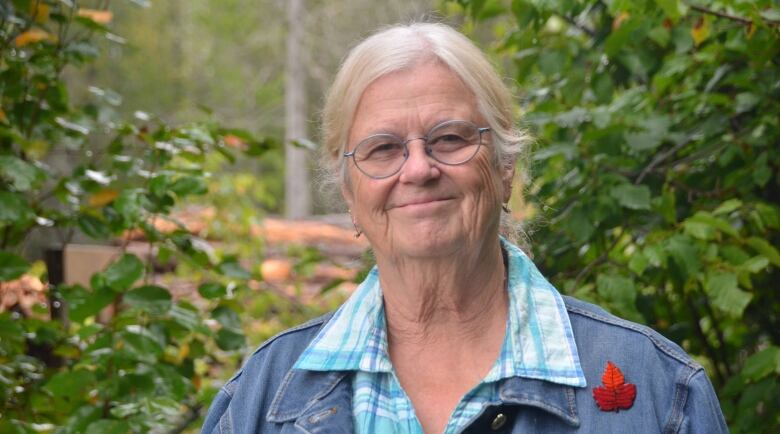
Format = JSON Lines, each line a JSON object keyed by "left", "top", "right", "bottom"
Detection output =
{"left": 352, "top": 120, "right": 483, "bottom": 178}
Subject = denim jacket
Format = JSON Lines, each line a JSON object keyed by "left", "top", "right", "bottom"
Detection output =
{"left": 201, "top": 296, "right": 728, "bottom": 434}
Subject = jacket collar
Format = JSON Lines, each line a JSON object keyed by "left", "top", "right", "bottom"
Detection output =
{"left": 266, "top": 368, "right": 581, "bottom": 430}
{"left": 499, "top": 376, "right": 581, "bottom": 427}
{"left": 295, "top": 238, "right": 586, "bottom": 387}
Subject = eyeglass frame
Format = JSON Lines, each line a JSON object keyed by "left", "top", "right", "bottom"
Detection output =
{"left": 342, "top": 120, "right": 491, "bottom": 179}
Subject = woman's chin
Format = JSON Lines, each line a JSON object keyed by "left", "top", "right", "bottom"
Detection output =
{"left": 384, "top": 228, "right": 465, "bottom": 259}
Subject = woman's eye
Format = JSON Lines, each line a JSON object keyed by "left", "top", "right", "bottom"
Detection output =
{"left": 364, "top": 142, "right": 402, "bottom": 160}
{"left": 439, "top": 134, "right": 467, "bottom": 142}
{"left": 430, "top": 134, "right": 468, "bottom": 149}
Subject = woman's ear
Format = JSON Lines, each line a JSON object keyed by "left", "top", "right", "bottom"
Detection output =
{"left": 501, "top": 160, "right": 516, "bottom": 204}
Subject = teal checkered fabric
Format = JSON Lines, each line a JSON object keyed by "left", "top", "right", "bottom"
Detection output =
{"left": 294, "top": 239, "right": 586, "bottom": 433}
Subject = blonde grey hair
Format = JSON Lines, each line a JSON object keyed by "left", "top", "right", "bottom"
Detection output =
{"left": 320, "top": 22, "right": 531, "bottom": 245}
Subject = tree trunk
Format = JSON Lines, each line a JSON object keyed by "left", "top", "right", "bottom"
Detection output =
{"left": 284, "top": 0, "right": 311, "bottom": 218}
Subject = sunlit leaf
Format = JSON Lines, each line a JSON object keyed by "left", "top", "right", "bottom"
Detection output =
{"left": 14, "top": 28, "right": 56, "bottom": 47}
{"left": 77, "top": 8, "right": 113, "bottom": 24}
{"left": 87, "top": 189, "right": 120, "bottom": 207}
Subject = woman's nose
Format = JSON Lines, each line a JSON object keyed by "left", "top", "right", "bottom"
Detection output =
{"left": 399, "top": 138, "right": 439, "bottom": 183}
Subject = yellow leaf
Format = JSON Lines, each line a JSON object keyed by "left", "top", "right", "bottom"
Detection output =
{"left": 691, "top": 16, "right": 711, "bottom": 46}
{"left": 88, "top": 189, "right": 120, "bottom": 207}
{"left": 178, "top": 342, "right": 190, "bottom": 360}
{"left": 613, "top": 12, "right": 630, "bottom": 31}
{"left": 30, "top": 3, "right": 50, "bottom": 24}
{"left": 77, "top": 9, "right": 113, "bottom": 24}
{"left": 14, "top": 28, "right": 55, "bottom": 47}
{"left": 223, "top": 134, "right": 247, "bottom": 150}
{"left": 0, "top": 109, "right": 7, "bottom": 123}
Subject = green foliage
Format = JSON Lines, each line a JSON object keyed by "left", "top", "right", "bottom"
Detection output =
{"left": 0, "top": 1, "right": 288, "bottom": 432}
{"left": 451, "top": 0, "right": 779, "bottom": 431}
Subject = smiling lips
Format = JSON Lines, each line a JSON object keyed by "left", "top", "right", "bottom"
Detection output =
{"left": 392, "top": 197, "right": 453, "bottom": 210}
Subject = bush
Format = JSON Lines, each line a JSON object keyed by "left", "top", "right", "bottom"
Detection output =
{"left": 451, "top": 0, "right": 779, "bottom": 431}
{"left": 0, "top": 1, "right": 280, "bottom": 432}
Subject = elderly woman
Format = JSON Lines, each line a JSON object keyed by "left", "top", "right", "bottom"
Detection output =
{"left": 202, "top": 23, "right": 727, "bottom": 433}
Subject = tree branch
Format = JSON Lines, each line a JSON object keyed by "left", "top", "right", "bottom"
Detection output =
{"left": 558, "top": 14, "right": 597, "bottom": 38}
{"left": 688, "top": 3, "right": 780, "bottom": 26}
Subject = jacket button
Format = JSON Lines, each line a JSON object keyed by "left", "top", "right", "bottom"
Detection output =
{"left": 490, "top": 413, "right": 507, "bottom": 430}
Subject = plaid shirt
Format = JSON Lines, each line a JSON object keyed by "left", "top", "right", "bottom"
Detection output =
{"left": 294, "top": 239, "right": 586, "bottom": 433}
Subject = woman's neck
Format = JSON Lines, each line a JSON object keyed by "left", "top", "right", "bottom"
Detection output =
{"left": 375, "top": 236, "right": 508, "bottom": 346}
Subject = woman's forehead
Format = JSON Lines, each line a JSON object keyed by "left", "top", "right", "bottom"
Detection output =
{"left": 349, "top": 62, "right": 479, "bottom": 139}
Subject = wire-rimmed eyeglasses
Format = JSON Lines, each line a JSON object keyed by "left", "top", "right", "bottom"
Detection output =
{"left": 343, "top": 120, "right": 490, "bottom": 179}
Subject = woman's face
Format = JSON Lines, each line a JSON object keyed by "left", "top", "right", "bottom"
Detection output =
{"left": 343, "top": 60, "right": 512, "bottom": 260}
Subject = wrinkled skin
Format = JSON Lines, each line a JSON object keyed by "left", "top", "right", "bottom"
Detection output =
{"left": 343, "top": 59, "right": 512, "bottom": 265}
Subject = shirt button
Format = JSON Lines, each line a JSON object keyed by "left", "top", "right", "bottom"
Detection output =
{"left": 490, "top": 413, "right": 507, "bottom": 430}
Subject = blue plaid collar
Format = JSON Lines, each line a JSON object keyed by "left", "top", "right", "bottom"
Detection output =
{"left": 294, "top": 239, "right": 586, "bottom": 388}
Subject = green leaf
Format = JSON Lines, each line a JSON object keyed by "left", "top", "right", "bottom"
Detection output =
{"left": 212, "top": 305, "right": 241, "bottom": 330}
{"left": 735, "top": 93, "right": 759, "bottom": 114}
{"left": 685, "top": 211, "right": 738, "bottom": 237}
{"left": 741, "top": 346, "right": 780, "bottom": 382}
{"left": 610, "top": 184, "right": 651, "bottom": 210}
{"left": 102, "top": 253, "right": 144, "bottom": 292}
{"left": 704, "top": 271, "right": 752, "bottom": 317}
{"left": 625, "top": 131, "right": 661, "bottom": 151}
{"left": 198, "top": 282, "right": 226, "bottom": 299}
{"left": 168, "top": 302, "right": 205, "bottom": 332}
{"left": 683, "top": 219, "right": 715, "bottom": 240}
{"left": 0, "top": 191, "right": 35, "bottom": 224}
{"left": 113, "top": 189, "right": 143, "bottom": 223}
{"left": 124, "top": 285, "right": 172, "bottom": 314}
{"left": 628, "top": 251, "right": 649, "bottom": 275}
{"left": 0, "top": 251, "right": 30, "bottom": 281}
{"left": 666, "top": 235, "right": 701, "bottom": 279}
{"left": 653, "top": 0, "right": 686, "bottom": 21}
{"left": 120, "top": 326, "right": 164, "bottom": 363}
{"left": 596, "top": 274, "right": 640, "bottom": 319}
{"left": 746, "top": 237, "right": 780, "bottom": 267}
{"left": 740, "top": 256, "right": 769, "bottom": 274}
{"left": 61, "top": 285, "right": 115, "bottom": 323}
{"left": 57, "top": 405, "right": 102, "bottom": 434}
{"left": 77, "top": 214, "right": 111, "bottom": 239}
{"left": 0, "top": 156, "right": 46, "bottom": 191}
{"left": 217, "top": 258, "right": 250, "bottom": 279}
{"left": 43, "top": 369, "right": 95, "bottom": 399}
{"left": 713, "top": 199, "right": 742, "bottom": 215}
{"left": 216, "top": 327, "right": 245, "bottom": 351}
{"left": 84, "top": 419, "right": 130, "bottom": 434}
{"left": 170, "top": 176, "right": 208, "bottom": 197}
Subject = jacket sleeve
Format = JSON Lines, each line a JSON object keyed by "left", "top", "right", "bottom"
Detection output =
{"left": 683, "top": 369, "right": 729, "bottom": 434}
{"left": 200, "top": 384, "right": 235, "bottom": 434}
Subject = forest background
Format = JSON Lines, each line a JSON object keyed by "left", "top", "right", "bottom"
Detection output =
{"left": 0, "top": 0, "right": 778, "bottom": 433}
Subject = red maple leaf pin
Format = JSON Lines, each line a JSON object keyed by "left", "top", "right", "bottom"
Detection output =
{"left": 592, "top": 361, "right": 637, "bottom": 412}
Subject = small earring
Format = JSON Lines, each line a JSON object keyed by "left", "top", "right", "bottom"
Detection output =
{"left": 348, "top": 209, "right": 362, "bottom": 238}
{"left": 502, "top": 203, "right": 511, "bottom": 213}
